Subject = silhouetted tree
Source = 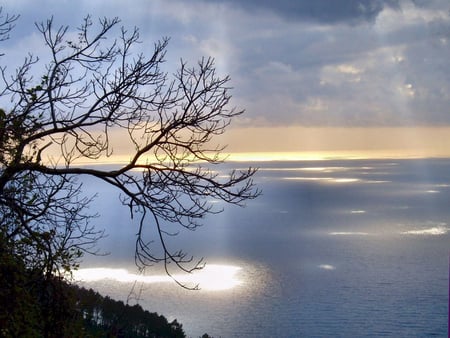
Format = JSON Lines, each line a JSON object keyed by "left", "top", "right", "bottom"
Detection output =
{"left": 0, "top": 12, "right": 258, "bottom": 289}
{"left": 201, "top": 334, "right": 213, "bottom": 338}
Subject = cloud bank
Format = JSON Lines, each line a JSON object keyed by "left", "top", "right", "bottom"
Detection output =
{"left": 1, "top": 0, "right": 450, "bottom": 130}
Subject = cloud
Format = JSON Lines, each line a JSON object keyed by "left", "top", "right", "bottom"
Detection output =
{"left": 207, "top": 0, "right": 401, "bottom": 25}
{"left": 1, "top": 0, "right": 450, "bottom": 129}
{"left": 227, "top": 2, "right": 450, "bottom": 127}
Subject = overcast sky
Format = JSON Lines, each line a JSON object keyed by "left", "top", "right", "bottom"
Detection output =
{"left": 2, "top": 0, "right": 450, "bottom": 158}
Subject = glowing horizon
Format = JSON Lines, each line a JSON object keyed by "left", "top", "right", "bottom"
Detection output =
{"left": 218, "top": 126, "right": 450, "bottom": 161}
{"left": 225, "top": 151, "right": 450, "bottom": 162}
{"left": 42, "top": 126, "right": 450, "bottom": 165}
{"left": 61, "top": 149, "right": 450, "bottom": 167}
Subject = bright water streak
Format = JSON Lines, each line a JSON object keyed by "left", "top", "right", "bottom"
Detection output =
{"left": 74, "top": 265, "right": 243, "bottom": 291}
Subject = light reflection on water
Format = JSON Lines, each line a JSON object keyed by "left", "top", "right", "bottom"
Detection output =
{"left": 79, "top": 158, "right": 450, "bottom": 337}
{"left": 329, "top": 231, "right": 371, "bottom": 236}
{"left": 282, "top": 176, "right": 391, "bottom": 184}
{"left": 401, "top": 225, "right": 449, "bottom": 236}
{"left": 74, "top": 264, "right": 244, "bottom": 291}
{"left": 350, "top": 209, "right": 366, "bottom": 214}
{"left": 329, "top": 222, "right": 449, "bottom": 237}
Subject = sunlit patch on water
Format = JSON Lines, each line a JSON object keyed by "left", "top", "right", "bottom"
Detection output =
{"left": 73, "top": 264, "right": 243, "bottom": 291}
{"left": 283, "top": 177, "right": 389, "bottom": 184}
{"left": 328, "top": 223, "right": 450, "bottom": 237}
{"left": 282, "top": 177, "right": 360, "bottom": 183}
{"left": 297, "top": 167, "right": 348, "bottom": 173}
{"left": 282, "top": 176, "right": 333, "bottom": 182}
{"left": 331, "top": 178, "right": 361, "bottom": 183}
{"left": 329, "top": 231, "right": 370, "bottom": 236}
{"left": 401, "top": 225, "right": 448, "bottom": 236}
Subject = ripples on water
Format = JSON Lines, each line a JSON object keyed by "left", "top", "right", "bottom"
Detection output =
{"left": 79, "top": 159, "right": 450, "bottom": 337}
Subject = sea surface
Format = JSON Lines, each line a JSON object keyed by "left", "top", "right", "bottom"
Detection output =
{"left": 77, "top": 158, "right": 450, "bottom": 337}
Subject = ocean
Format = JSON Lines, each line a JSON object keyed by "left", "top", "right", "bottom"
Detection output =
{"left": 77, "top": 158, "right": 450, "bottom": 337}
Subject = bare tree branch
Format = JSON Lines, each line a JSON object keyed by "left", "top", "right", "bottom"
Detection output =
{"left": 0, "top": 15, "right": 260, "bottom": 288}
{"left": 0, "top": 7, "right": 19, "bottom": 48}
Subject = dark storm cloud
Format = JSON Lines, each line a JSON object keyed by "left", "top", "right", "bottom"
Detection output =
{"left": 208, "top": 0, "right": 400, "bottom": 24}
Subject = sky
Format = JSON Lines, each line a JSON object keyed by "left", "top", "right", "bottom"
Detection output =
{"left": 2, "top": 0, "right": 450, "bottom": 159}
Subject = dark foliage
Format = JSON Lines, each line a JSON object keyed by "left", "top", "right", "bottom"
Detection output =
{"left": 74, "top": 285, "right": 185, "bottom": 338}
{"left": 0, "top": 243, "right": 186, "bottom": 338}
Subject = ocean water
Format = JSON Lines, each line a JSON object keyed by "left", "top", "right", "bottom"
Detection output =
{"left": 78, "top": 158, "right": 450, "bottom": 337}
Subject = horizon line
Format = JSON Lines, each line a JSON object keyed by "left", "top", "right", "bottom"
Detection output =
{"left": 56, "top": 150, "right": 450, "bottom": 167}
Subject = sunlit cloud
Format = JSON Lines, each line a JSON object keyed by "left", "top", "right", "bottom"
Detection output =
{"left": 73, "top": 264, "right": 243, "bottom": 291}
{"left": 350, "top": 210, "right": 366, "bottom": 214}
{"left": 3, "top": 1, "right": 450, "bottom": 153}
